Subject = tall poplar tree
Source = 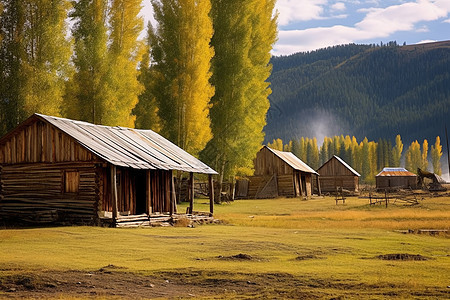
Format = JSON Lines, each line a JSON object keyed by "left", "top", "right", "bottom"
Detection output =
{"left": 134, "top": 22, "right": 161, "bottom": 132}
{"left": 104, "top": 0, "right": 144, "bottom": 127}
{"left": 392, "top": 134, "right": 403, "bottom": 167}
{"left": 361, "top": 138, "right": 370, "bottom": 181}
{"left": 405, "top": 140, "right": 422, "bottom": 173}
{"left": 267, "top": 138, "right": 283, "bottom": 151}
{"left": 150, "top": 0, "right": 214, "bottom": 155}
{"left": 0, "top": 0, "right": 72, "bottom": 134}
{"left": 421, "top": 139, "right": 429, "bottom": 171}
{"left": 66, "top": 0, "right": 110, "bottom": 124}
{"left": 0, "top": 0, "right": 23, "bottom": 134}
{"left": 431, "top": 136, "right": 442, "bottom": 175}
{"left": 202, "top": 0, "right": 277, "bottom": 189}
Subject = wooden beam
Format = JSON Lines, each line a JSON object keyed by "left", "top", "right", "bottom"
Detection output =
{"left": 146, "top": 170, "right": 152, "bottom": 215}
{"left": 189, "top": 172, "right": 194, "bottom": 214}
{"left": 298, "top": 173, "right": 304, "bottom": 197}
{"left": 110, "top": 164, "right": 118, "bottom": 225}
{"left": 208, "top": 174, "right": 214, "bottom": 215}
{"left": 170, "top": 170, "right": 175, "bottom": 216}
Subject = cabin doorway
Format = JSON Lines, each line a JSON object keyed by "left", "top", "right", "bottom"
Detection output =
{"left": 301, "top": 175, "right": 306, "bottom": 196}
{"left": 134, "top": 170, "right": 147, "bottom": 214}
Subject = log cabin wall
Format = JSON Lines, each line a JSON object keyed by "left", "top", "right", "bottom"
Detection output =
{"left": 277, "top": 175, "right": 295, "bottom": 197}
{"left": 0, "top": 119, "right": 103, "bottom": 225}
{"left": 317, "top": 157, "right": 359, "bottom": 192}
{"left": 0, "top": 120, "right": 99, "bottom": 164}
{"left": 249, "top": 147, "right": 314, "bottom": 198}
{"left": 0, "top": 162, "right": 98, "bottom": 224}
{"left": 254, "top": 147, "right": 293, "bottom": 176}
{"left": 375, "top": 176, "right": 417, "bottom": 189}
{"left": 319, "top": 176, "right": 359, "bottom": 192}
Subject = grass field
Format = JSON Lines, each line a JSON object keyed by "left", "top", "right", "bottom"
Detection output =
{"left": 0, "top": 196, "right": 449, "bottom": 299}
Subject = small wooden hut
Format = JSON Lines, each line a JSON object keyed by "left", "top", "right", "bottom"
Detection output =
{"left": 375, "top": 168, "right": 417, "bottom": 190}
{"left": 0, "top": 114, "right": 217, "bottom": 226}
{"left": 317, "top": 155, "right": 360, "bottom": 192}
{"left": 248, "top": 146, "right": 319, "bottom": 198}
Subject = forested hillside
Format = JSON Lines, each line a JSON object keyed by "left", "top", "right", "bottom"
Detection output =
{"left": 265, "top": 41, "right": 450, "bottom": 146}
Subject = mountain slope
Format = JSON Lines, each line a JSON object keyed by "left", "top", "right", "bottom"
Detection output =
{"left": 265, "top": 41, "right": 450, "bottom": 145}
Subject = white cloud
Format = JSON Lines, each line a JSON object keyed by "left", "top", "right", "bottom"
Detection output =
{"left": 417, "top": 39, "right": 437, "bottom": 44}
{"left": 355, "top": 0, "right": 448, "bottom": 38}
{"left": 276, "top": 0, "right": 328, "bottom": 26}
{"left": 416, "top": 25, "right": 429, "bottom": 32}
{"left": 274, "top": 0, "right": 450, "bottom": 55}
{"left": 444, "top": 19, "right": 450, "bottom": 23}
{"left": 331, "top": 2, "right": 346, "bottom": 12}
{"left": 274, "top": 26, "right": 359, "bottom": 55}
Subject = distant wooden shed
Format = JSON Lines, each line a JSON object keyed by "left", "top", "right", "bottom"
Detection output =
{"left": 0, "top": 114, "right": 217, "bottom": 226}
{"left": 317, "top": 155, "right": 360, "bottom": 192}
{"left": 375, "top": 168, "right": 417, "bottom": 190}
{"left": 248, "top": 146, "right": 319, "bottom": 198}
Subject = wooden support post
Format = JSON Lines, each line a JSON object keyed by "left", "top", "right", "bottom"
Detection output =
{"left": 208, "top": 174, "right": 214, "bottom": 215}
{"left": 293, "top": 173, "right": 298, "bottom": 197}
{"left": 189, "top": 172, "right": 194, "bottom": 214}
{"left": 385, "top": 189, "right": 388, "bottom": 208}
{"left": 110, "top": 164, "right": 118, "bottom": 224}
{"left": 170, "top": 170, "right": 176, "bottom": 216}
{"left": 146, "top": 170, "right": 152, "bottom": 215}
{"left": 316, "top": 175, "right": 321, "bottom": 196}
{"left": 298, "top": 173, "right": 304, "bottom": 197}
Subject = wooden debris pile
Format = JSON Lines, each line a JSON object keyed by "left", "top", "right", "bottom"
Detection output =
{"left": 110, "top": 212, "right": 217, "bottom": 228}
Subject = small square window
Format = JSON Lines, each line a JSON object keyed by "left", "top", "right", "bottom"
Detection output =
{"left": 64, "top": 171, "right": 79, "bottom": 193}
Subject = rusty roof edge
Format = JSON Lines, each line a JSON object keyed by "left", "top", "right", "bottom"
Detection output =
{"left": 34, "top": 114, "right": 217, "bottom": 174}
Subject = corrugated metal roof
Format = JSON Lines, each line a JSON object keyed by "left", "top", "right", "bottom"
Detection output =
{"left": 376, "top": 167, "right": 416, "bottom": 177}
{"left": 36, "top": 114, "right": 217, "bottom": 174}
{"left": 265, "top": 146, "right": 318, "bottom": 175}
{"left": 333, "top": 155, "right": 361, "bottom": 177}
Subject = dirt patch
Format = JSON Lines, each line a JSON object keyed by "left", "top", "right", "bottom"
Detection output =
{"left": 376, "top": 253, "right": 430, "bottom": 261}
{"left": 0, "top": 268, "right": 448, "bottom": 299}
{"left": 217, "top": 253, "right": 255, "bottom": 260}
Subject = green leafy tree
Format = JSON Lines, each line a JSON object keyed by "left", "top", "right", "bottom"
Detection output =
{"left": 291, "top": 139, "right": 302, "bottom": 159}
{"left": 150, "top": 0, "right": 214, "bottom": 155}
{"left": 0, "top": 0, "right": 72, "bottom": 134}
{"left": 319, "top": 137, "right": 329, "bottom": 165}
{"left": 201, "top": 0, "right": 277, "bottom": 192}
{"left": 307, "top": 138, "right": 319, "bottom": 169}
{"left": 66, "top": 0, "right": 110, "bottom": 124}
{"left": 0, "top": 0, "right": 24, "bottom": 134}
{"left": 431, "top": 136, "right": 442, "bottom": 175}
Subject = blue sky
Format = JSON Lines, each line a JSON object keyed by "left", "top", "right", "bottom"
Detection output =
{"left": 141, "top": 0, "right": 450, "bottom": 56}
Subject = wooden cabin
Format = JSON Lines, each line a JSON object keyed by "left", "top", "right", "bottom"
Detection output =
{"left": 317, "top": 155, "right": 360, "bottom": 192}
{"left": 375, "top": 168, "right": 417, "bottom": 190}
{"left": 0, "top": 114, "right": 217, "bottom": 226}
{"left": 248, "top": 146, "right": 319, "bottom": 198}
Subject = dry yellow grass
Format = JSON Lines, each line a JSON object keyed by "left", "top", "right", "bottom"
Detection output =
{"left": 0, "top": 195, "right": 448, "bottom": 299}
